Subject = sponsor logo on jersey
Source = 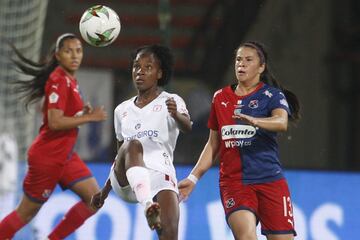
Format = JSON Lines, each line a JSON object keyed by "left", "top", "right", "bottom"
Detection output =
{"left": 248, "top": 99, "right": 259, "bottom": 109}
{"left": 225, "top": 198, "right": 235, "bottom": 208}
{"left": 49, "top": 92, "right": 59, "bottom": 103}
{"left": 135, "top": 123, "right": 141, "bottom": 130}
{"left": 221, "top": 125, "right": 256, "bottom": 140}
{"left": 224, "top": 139, "right": 252, "bottom": 148}
{"left": 221, "top": 101, "right": 229, "bottom": 107}
{"left": 124, "top": 130, "right": 159, "bottom": 141}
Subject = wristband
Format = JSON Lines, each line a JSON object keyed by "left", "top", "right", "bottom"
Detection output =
{"left": 187, "top": 174, "right": 198, "bottom": 184}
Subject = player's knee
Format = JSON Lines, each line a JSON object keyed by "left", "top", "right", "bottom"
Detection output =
{"left": 126, "top": 139, "right": 143, "bottom": 152}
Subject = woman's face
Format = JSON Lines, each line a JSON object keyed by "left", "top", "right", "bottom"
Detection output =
{"left": 235, "top": 46, "right": 264, "bottom": 83}
{"left": 132, "top": 51, "right": 162, "bottom": 92}
{"left": 56, "top": 38, "right": 83, "bottom": 75}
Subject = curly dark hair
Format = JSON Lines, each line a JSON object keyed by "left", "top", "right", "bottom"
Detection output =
{"left": 130, "top": 44, "right": 174, "bottom": 86}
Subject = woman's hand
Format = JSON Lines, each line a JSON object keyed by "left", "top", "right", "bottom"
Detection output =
{"left": 165, "top": 97, "right": 177, "bottom": 118}
{"left": 83, "top": 102, "right": 93, "bottom": 114}
{"left": 178, "top": 178, "right": 196, "bottom": 202}
{"left": 87, "top": 106, "right": 108, "bottom": 122}
{"left": 232, "top": 113, "right": 258, "bottom": 127}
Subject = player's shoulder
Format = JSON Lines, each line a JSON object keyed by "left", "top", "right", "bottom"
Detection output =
{"left": 114, "top": 96, "right": 136, "bottom": 112}
{"left": 212, "top": 85, "right": 232, "bottom": 100}
{"left": 259, "top": 84, "right": 284, "bottom": 98}
{"left": 160, "top": 91, "right": 184, "bottom": 101}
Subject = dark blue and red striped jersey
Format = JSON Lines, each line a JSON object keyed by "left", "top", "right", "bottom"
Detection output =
{"left": 208, "top": 83, "right": 291, "bottom": 185}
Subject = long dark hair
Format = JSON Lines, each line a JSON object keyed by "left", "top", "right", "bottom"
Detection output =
{"left": 11, "top": 33, "right": 77, "bottom": 109}
{"left": 237, "top": 41, "right": 301, "bottom": 121}
{"left": 130, "top": 44, "right": 174, "bottom": 86}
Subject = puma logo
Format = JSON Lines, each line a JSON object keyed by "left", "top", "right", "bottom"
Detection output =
{"left": 221, "top": 101, "right": 229, "bottom": 107}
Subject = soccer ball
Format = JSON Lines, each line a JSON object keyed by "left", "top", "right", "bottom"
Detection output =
{"left": 79, "top": 5, "right": 121, "bottom": 47}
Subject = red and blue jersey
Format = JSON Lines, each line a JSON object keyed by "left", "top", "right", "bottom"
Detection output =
{"left": 208, "top": 83, "right": 291, "bottom": 185}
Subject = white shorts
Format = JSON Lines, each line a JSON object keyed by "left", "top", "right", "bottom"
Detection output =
{"left": 109, "top": 167, "right": 178, "bottom": 203}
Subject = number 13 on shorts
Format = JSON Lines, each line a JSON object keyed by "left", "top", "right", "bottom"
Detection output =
{"left": 283, "top": 195, "right": 294, "bottom": 227}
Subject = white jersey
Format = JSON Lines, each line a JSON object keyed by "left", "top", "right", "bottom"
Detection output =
{"left": 114, "top": 91, "right": 190, "bottom": 179}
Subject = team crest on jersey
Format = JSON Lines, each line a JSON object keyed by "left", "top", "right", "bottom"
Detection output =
{"left": 248, "top": 100, "right": 259, "bottom": 109}
{"left": 42, "top": 189, "right": 52, "bottom": 199}
{"left": 153, "top": 105, "right": 162, "bottom": 112}
{"left": 135, "top": 123, "right": 141, "bottom": 130}
{"left": 226, "top": 198, "right": 235, "bottom": 208}
{"left": 49, "top": 92, "right": 59, "bottom": 103}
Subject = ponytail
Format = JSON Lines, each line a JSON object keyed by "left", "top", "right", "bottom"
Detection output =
{"left": 11, "top": 33, "right": 77, "bottom": 109}
{"left": 238, "top": 41, "right": 301, "bottom": 121}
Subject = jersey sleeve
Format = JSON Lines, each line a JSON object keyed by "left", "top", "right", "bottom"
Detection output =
{"left": 114, "top": 106, "right": 124, "bottom": 142}
{"left": 173, "top": 94, "right": 190, "bottom": 116}
{"left": 268, "top": 89, "right": 291, "bottom": 115}
{"left": 46, "top": 76, "right": 68, "bottom": 111}
{"left": 207, "top": 93, "right": 219, "bottom": 130}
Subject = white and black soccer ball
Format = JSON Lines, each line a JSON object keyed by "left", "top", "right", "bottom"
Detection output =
{"left": 79, "top": 5, "right": 121, "bottom": 47}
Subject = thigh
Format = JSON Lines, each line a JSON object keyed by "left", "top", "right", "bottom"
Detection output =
{"left": 228, "top": 210, "right": 257, "bottom": 240}
{"left": 220, "top": 182, "right": 258, "bottom": 239}
{"left": 59, "top": 152, "right": 93, "bottom": 190}
{"left": 23, "top": 154, "right": 63, "bottom": 203}
{"left": 257, "top": 179, "right": 296, "bottom": 237}
{"left": 71, "top": 177, "right": 100, "bottom": 206}
{"left": 220, "top": 182, "right": 258, "bottom": 220}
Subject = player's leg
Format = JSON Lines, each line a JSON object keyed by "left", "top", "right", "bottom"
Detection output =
{"left": 257, "top": 179, "right": 296, "bottom": 240}
{"left": 0, "top": 151, "right": 60, "bottom": 239}
{"left": 47, "top": 153, "right": 99, "bottom": 240}
{"left": 116, "top": 140, "right": 154, "bottom": 206}
{"left": 266, "top": 234, "right": 294, "bottom": 240}
{"left": 228, "top": 210, "right": 257, "bottom": 240}
{"left": 155, "top": 190, "right": 179, "bottom": 240}
{"left": 220, "top": 182, "right": 259, "bottom": 240}
{"left": 0, "top": 194, "right": 42, "bottom": 239}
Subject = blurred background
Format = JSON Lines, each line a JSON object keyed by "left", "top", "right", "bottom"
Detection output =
{"left": 0, "top": 0, "right": 359, "bottom": 239}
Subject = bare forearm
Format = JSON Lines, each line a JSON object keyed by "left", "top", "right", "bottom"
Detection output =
{"left": 173, "top": 112, "right": 192, "bottom": 133}
{"left": 253, "top": 115, "right": 287, "bottom": 132}
{"left": 191, "top": 146, "right": 214, "bottom": 179}
{"left": 48, "top": 114, "right": 92, "bottom": 130}
{"left": 234, "top": 108, "right": 288, "bottom": 132}
{"left": 102, "top": 179, "right": 112, "bottom": 196}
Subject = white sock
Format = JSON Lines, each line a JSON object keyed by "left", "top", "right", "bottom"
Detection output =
{"left": 126, "top": 166, "right": 152, "bottom": 206}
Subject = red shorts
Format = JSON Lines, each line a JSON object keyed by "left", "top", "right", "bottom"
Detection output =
{"left": 220, "top": 178, "right": 296, "bottom": 236}
{"left": 23, "top": 152, "right": 92, "bottom": 203}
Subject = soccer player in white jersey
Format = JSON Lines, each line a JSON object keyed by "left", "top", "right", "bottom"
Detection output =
{"left": 91, "top": 45, "right": 192, "bottom": 239}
